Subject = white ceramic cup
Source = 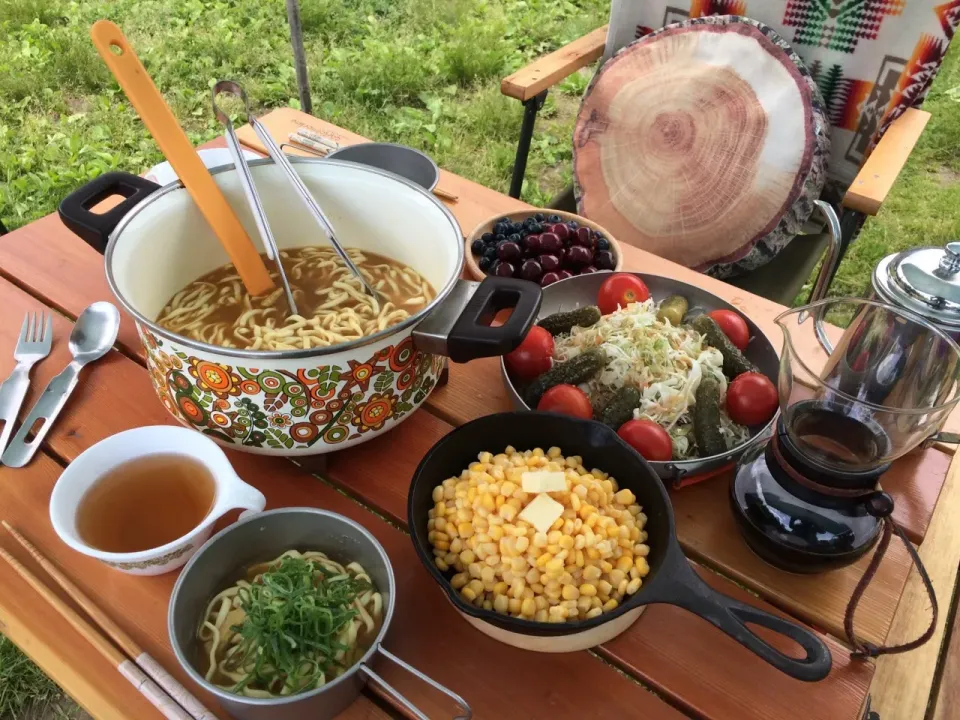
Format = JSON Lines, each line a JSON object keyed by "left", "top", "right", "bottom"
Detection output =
{"left": 50, "top": 426, "right": 266, "bottom": 576}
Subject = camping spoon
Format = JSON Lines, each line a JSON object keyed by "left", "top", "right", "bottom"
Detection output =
{"left": 2, "top": 302, "right": 120, "bottom": 468}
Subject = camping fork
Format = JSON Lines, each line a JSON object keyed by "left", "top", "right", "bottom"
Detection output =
{"left": 0, "top": 313, "right": 52, "bottom": 457}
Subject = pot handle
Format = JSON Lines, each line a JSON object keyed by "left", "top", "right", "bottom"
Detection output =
{"left": 655, "top": 562, "right": 832, "bottom": 682}
{"left": 413, "top": 277, "right": 542, "bottom": 363}
{"left": 58, "top": 171, "right": 162, "bottom": 254}
{"left": 360, "top": 646, "right": 472, "bottom": 720}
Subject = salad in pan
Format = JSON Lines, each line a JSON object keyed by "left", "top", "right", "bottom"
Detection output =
{"left": 505, "top": 274, "right": 779, "bottom": 461}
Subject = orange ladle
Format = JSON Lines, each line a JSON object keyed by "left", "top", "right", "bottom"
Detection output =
{"left": 90, "top": 20, "right": 275, "bottom": 296}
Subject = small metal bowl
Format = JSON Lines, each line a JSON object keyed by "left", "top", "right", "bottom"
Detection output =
{"left": 501, "top": 272, "right": 780, "bottom": 486}
{"left": 326, "top": 142, "right": 439, "bottom": 191}
{"left": 168, "top": 508, "right": 471, "bottom": 720}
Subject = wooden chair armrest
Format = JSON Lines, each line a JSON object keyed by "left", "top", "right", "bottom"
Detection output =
{"left": 843, "top": 108, "right": 931, "bottom": 215}
{"left": 501, "top": 25, "right": 609, "bottom": 102}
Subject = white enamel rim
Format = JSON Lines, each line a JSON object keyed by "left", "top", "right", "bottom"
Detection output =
{"left": 102, "top": 157, "right": 465, "bottom": 361}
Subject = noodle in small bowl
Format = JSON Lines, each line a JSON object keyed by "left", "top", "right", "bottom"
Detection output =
{"left": 168, "top": 508, "right": 471, "bottom": 720}
{"left": 59, "top": 158, "right": 541, "bottom": 456}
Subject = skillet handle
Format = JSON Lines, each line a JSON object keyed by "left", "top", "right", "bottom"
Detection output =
{"left": 360, "top": 645, "right": 472, "bottom": 719}
{"left": 661, "top": 564, "right": 832, "bottom": 681}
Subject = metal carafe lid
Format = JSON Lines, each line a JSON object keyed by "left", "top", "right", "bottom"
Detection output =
{"left": 873, "top": 242, "right": 960, "bottom": 329}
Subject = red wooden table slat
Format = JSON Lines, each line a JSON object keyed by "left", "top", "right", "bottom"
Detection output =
{"left": 0, "top": 277, "right": 682, "bottom": 720}
{"left": 0, "top": 274, "right": 873, "bottom": 719}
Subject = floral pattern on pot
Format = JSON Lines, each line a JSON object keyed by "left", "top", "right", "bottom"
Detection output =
{"left": 140, "top": 329, "right": 444, "bottom": 453}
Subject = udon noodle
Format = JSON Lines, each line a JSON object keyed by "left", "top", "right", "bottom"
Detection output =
{"left": 156, "top": 246, "right": 435, "bottom": 351}
{"left": 198, "top": 549, "right": 383, "bottom": 697}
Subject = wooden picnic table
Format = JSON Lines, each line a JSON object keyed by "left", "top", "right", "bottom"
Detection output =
{"left": 0, "top": 107, "right": 957, "bottom": 720}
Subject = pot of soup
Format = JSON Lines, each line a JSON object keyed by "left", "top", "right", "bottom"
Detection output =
{"left": 58, "top": 158, "right": 541, "bottom": 455}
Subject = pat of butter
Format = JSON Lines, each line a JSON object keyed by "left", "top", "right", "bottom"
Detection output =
{"left": 521, "top": 471, "right": 568, "bottom": 493}
{"left": 518, "top": 493, "right": 565, "bottom": 534}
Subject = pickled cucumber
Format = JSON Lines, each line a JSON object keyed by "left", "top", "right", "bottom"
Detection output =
{"left": 691, "top": 315, "right": 757, "bottom": 378}
{"left": 538, "top": 305, "right": 602, "bottom": 336}
{"left": 657, "top": 295, "right": 689, "bottom": 326}
{"left": 693, "top": 376, "right": 726, "bottom": 456}
{"left": 524, "top": 349, "right": 606, "bottom": 407}
{"left": 596, "top": 387, "right": 642, "bottom": 428}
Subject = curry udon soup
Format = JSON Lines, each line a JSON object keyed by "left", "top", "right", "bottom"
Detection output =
{"left": 156, "top": 247, "right": 436, "bottom": 351}
{"left": 105, "top": 159, "right": 461, "bottom": 353}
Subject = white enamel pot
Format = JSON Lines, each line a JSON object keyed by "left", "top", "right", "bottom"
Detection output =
{"left": 58, "top": 159, "right": 541, "bottom": 455}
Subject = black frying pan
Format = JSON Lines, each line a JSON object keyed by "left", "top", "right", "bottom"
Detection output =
{"left": 407, "top": 411, "right": 832, "bottom": 682}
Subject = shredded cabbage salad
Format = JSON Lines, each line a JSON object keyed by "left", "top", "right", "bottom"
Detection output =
{"left": 552, "top": 299, "right": 751, "bottom": 459}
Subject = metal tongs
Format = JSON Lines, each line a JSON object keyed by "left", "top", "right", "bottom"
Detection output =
{"left": 212, "top": 81, "right": 380, "bottom": 304}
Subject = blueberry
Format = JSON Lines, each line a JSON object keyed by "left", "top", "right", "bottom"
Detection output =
{"left": 595, "top": 250, "right": 616, "bottom": 270}
{"left": 529, "top": 222, "right": 542, "bottom": 233}
{"left": 534, "top": 212, "right": 545, "bottom": 222}
{"left": 497, "top": 216, "right": 511, "bottom": 225}
{"left": 511, "top": 222, "right": 524, "bottom": 234}
{"left": 495, "top": 233, "right": 506, "bottom": 243}
{"left": 523, "top": 217, "right": 537, "bottom": 228}
{"left": 479, "top": 255, "right": 494, "bottom": 272}
{"left": 596, "top": 237, "right": 611, "bottom": 252}
{"left": 483, "top": 245, "right": 498, "bottom": 259}
{"left": 490, "top": 259, "right": 500, "bottom": 274}
{"left": 519, "top": 228, "right": 529, "bottom": 239}
{"left": 470, "top": 239, "right": 485, "bottom": 255}
{"left": 548, "top": 214, "right": 562, "bottom": 223}
{"left": 567, "top": 220, "right": 579, "bottom": 229}
{"left": 508, "top": 233, "right": 521, "bottom": 244}
{"left": 481, "top": 232, "right": 495, "bottom": 243}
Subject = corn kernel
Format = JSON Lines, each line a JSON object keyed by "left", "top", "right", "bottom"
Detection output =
{"left": 561, "top": 585, "right": 580, "bottom": 601}
{"left": 521, "top": 597, "right": 536, "bottom": 616}
{"left": 603, "top": 598, "right": 619, "bottom": 612}
{"left": 533, "top": 532, "right": 548, "bottom": 548}
{"left": 535, "top": 608, "right": 550, "bottom": 622}
{"left": 616, "top": 555, "right": 633, "bottom": 572}
{"left": 586, "top": 607, "right": 602, "bottom": 619}
{"left": 635, "top": 557, "right": 650, "bottom": 577}
{"left": 515, "top": 536, "right": 530, "bottom": 554}
{"left": 461, "top": 587, "right": 477, "bottom": 602}
{"left": 626, "top": 577, "right": 642, "bottom": 594}
{"left": 493, "top": 581, "right": 508, "bottom": 595}
{"left": 579, "top": 583, "right": 598, "bottom": 597}
{"left": 615, "top": 489, "right": 636, "bottom": 505}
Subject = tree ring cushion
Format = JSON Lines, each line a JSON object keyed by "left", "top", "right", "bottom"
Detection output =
{"left": 573, "top": 15, "right": 829, "bottom": 279}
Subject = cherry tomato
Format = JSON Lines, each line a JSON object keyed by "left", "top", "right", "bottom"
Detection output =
{"left": 726, "top": 372, "right": 778, "bottom": 426}
{"left": 707, "top": 309, "right": 750, "bottom": 351}
{"left": 617, "top": 419, "right": 673, "bottom": 461}
{"left": 504, "top": 326, "right": 554, "bottom": 382}
{"left": 537, "top": 384, "right": 593, "bottom": 419}
{"left": 597, "top": 273, "right": 650, "bottom": 315}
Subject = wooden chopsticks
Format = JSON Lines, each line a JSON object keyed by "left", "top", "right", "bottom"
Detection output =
{"left": 0, "top": 522, "right": 219, "bottom": 720}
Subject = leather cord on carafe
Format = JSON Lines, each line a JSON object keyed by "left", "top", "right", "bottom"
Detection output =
{"left": 771, "top": 432, "right": 938, "bottom": 658}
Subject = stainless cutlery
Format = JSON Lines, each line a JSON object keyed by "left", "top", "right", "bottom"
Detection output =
{"left": 0, "top": 313, "right": 52, "bottom": 457}
{"left": 2, "top": 302, "right": 120, "bottom": 468}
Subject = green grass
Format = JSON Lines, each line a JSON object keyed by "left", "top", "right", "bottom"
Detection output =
{"left": 1, "top": 0, "right": 959, "bottom": 714}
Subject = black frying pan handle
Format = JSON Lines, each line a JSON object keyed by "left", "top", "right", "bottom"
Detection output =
{"left": 58, "top": 171, "right": 162, "bottom": 254}
{"left": 659, "top": 564, "right": 832, "bottom": 681}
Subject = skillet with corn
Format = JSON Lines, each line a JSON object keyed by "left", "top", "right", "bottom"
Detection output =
{"left": 426, "top": 446, "right": 650, "bottom": 623}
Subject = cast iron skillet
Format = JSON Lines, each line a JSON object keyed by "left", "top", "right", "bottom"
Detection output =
{"left": 408, "top": 411, "right": 832, "bottom": 682}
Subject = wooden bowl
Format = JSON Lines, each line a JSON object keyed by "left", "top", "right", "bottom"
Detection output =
{"left": 464, "top": 209, "right": 624, "bottom": 281}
